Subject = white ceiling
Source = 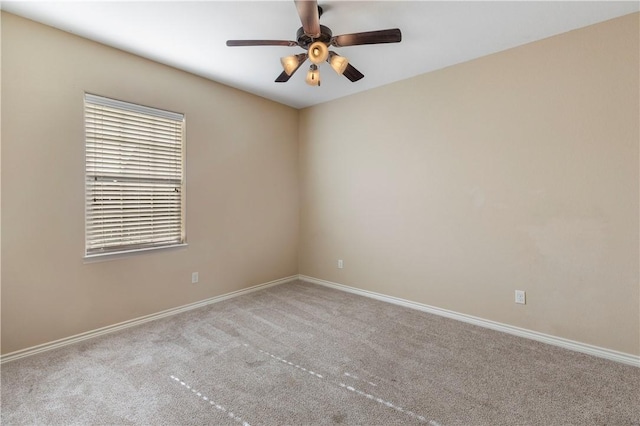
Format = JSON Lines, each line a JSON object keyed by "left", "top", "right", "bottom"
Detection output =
{"left": 2, "top": 1, "right": 638, "bottom": 109}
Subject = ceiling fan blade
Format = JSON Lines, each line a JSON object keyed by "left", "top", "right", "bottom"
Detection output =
{"left": 276, "top": 53, "right": 308, "bottom": 83}
{"left": 294, "top": 0, "right": 321, "bottom": 38}
{"left": 226, "top": 40, "right": 298, "bottom": 47}
{"left": 343, "top": 63, "right": 364, "bottom": 82}
{"left": 331, "top": 28, "right": 402, "bottom": 47}
{"left": 275, "top": 71, "right": 293, "bottom": 83}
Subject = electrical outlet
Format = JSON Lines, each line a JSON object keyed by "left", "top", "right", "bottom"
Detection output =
{"left": 515, "top": 290, "right": 526, "bottom": 304}
{"left": 338, "top": 259, "right": 344, "bottom": 269}
{"left": 191, "top": 272, "right": 199, "bottom": 284}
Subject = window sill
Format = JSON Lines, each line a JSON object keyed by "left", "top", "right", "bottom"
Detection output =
{"left": 83, "top": 243, "right": 188, "bottom": 263}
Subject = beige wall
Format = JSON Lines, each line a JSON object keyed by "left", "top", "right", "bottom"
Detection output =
{"left": 1, "top": 13, "right": 299, "bottom": 354}
{"left": 2, "top": 11, "right": 639, "bottom": 358}
{"left": 299, "top": 14, "right": 639, "bottom": 355}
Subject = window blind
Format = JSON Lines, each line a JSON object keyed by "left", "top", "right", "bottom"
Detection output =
{"left": 85, "top": 94, "right": 185, "bottom": 256}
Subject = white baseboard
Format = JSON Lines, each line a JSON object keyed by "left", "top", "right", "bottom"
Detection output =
{"left": 0, "top": 275, "right": 298, "bottom": 364}
{"left": 300, "top": 275, "right": 640, "bottom": 368}
{"left": 4, "top": 274, "right": 638, "bottom": 368}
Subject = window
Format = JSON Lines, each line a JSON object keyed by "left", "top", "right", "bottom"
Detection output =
{"left": 84, "top": 94, "right": 185, "bottom": 257}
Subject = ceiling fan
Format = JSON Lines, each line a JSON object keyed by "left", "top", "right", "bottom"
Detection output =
{"left": 226, "top": 0, "right": 402, "bottom": 86}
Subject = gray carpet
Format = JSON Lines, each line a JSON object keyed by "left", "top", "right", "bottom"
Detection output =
{"left": 1, "top": 280, "right": 639, "bottom": 425}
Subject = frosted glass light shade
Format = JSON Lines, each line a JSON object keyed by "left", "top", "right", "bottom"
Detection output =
{"left": 308, "top": 41, "right": 329, "bottom": 65}
{"left": 306, "top": 65, "right": 320, "bottom": 86}
{"left": 281, "top": 55, "right": 300, "bottom": 75}
{"left": 330, "top": 54, "right": 349, "bottom": 75}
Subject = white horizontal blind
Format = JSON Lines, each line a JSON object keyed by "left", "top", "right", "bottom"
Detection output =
{"left": 85, "top": 94, "right": 185, "bottom": 256}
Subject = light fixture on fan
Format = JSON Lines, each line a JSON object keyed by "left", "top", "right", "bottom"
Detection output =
{"left": 282, "top": 46, "right": 350, "bottom": 86}
{"left": 308, "top": 41, "right": 329, "bottom": 64}
{"left": 328, "top": 51, "right": 349, "bottom": 75}
{"left": 280, "top": 53, "right": 307, "bottom": 76}
{"left": 305, "top": 64, "right": 320, "bottom": 86}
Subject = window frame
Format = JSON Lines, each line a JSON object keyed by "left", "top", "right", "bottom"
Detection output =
{"left": 84, "top": 93, "right": 187, "bottom": 259}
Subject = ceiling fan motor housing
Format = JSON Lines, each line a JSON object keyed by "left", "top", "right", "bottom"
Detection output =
{"left": 296, "top": 25, "right": 332, "bottom": 50}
